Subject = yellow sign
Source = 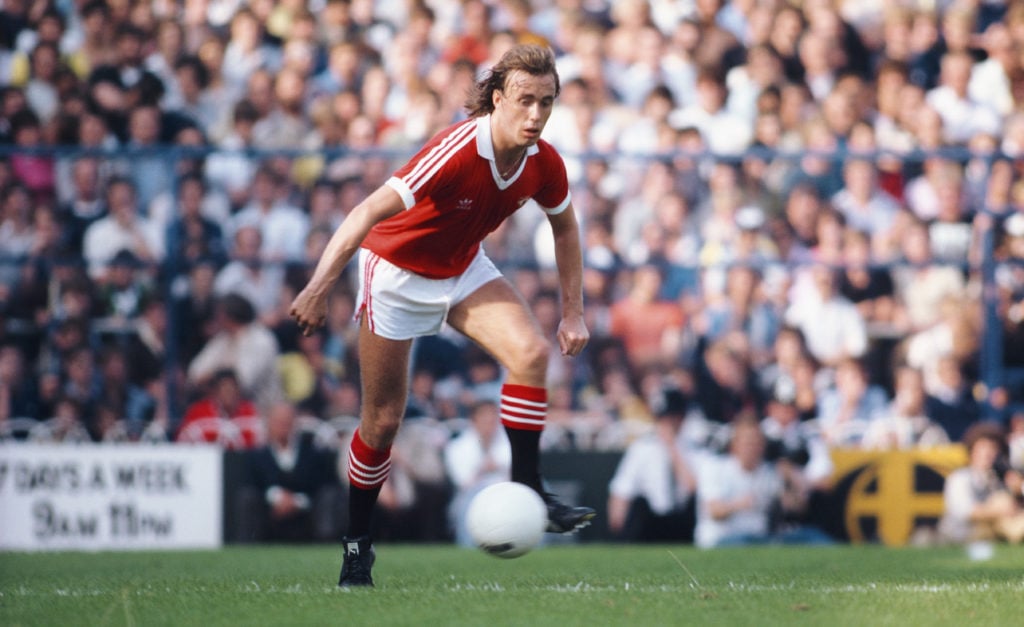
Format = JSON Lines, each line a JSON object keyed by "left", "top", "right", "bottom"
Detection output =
{"left": 829, "top": 446, "right": 968, "bottom": 546}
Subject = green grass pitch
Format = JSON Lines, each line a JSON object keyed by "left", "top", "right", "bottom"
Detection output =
{"left": 2, "top": 543, "right": 1023, "bottom": 626}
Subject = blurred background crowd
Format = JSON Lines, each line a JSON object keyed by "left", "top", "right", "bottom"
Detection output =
{"left": 3, "top": 0, "right": 1024, "bottom": 544}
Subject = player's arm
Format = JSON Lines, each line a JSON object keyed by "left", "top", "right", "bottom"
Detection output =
{"left": 546, "top": 202, "right": 588, "bottom": 356}
{"left": 290, "top": 185, "right": 404, "bottom": 335}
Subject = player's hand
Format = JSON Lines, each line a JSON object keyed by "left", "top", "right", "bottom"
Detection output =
{"left": 557, "top": 315, "right": 589, "bottom": 357}
{"left": 290, "top": 287, "right": 328, "bottom": 336}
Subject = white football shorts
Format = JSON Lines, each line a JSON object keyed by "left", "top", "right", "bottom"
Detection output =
{"left": 355, "top": 247, "right": 503, "bottom": 340}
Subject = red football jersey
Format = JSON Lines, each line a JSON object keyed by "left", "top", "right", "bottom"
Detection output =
{"left": 363, "top": 115, "right": 571, "bottom": 279}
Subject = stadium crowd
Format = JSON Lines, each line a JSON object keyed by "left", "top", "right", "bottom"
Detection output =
{"left": 3, "top": 0, "right": 1024, "bottom": 544}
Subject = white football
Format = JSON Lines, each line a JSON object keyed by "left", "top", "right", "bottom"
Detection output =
{"left": 466, "top": 481, "right": 547, "bottom": 559}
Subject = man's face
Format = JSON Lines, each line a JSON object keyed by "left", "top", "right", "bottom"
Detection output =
{"left": 492, "top": 70, "right": 557, "bottom": 148}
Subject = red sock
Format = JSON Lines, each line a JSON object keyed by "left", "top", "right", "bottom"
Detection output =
{"left": 348, "top": 428, "right": 391, "bottom": 490}
{"left": 500, "top": 383, "right": 547, "bottom": 432}
{"left": 501, "top": 384, "right": 546, "bottom": 490}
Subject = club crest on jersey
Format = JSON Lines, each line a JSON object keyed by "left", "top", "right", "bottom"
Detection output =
{"left": 456, "top": 198, "right": 473, "bottom": 211}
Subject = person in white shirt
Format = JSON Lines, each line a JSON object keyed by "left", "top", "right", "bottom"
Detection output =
{"left": 187, "top": 292, "right": 283, "bottom": 410}
{"left": 229, "top": 165, "right": 309, "bottom": 263}
{"left": 939, "top": 422, "right": 1024, "bottom": 544}
{"left": 861, "top": 365, "right": 950, "bottom": 450}
{"left": 668, "top": 69, "right": 752, "bottom": 156}
{"left": 444, "top": 399, "right": 512, "bottom": 547}
{"left": 784, "top": 264, "right": 868, "bottom": 367}
{"left": 695, "top": 417, "right": 783, "bottom": 548}
{"left": 925, "top": 51, "right": 1001, "bottom": 145}
{"left": 608, "top": 389, "right": 699, "bottom": 542}
{"left": 81, "top": 177, "right": 164, "bottom": 281}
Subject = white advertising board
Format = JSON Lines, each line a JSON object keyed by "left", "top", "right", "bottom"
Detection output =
{"left": 0, "top": 444, "right": 222, "bottom": 551}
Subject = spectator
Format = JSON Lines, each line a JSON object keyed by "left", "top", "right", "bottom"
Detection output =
{"left": 814, "top": 356, "right": 889, "bottom": 448}
{"left": 607, "top": 389, "right": 699, "bottom": 542}
{"left": 694, "top": 417, "right": 782, "bottom": 548}
{"left": 235, "top": 401, "right": 343, "bottom": 542}
{"left": 830, "top": 158, "right": 901, "bottom": 254}
{"left": 668, "top": 67, "right": 752, "bottom": 156}
{"left": 228, "top": 164, "right": 309, "bottom": 263}
{"left": 204, "top": 99, "right": 261, "bottom": 209}
{"left": 939, "top": 422, "right": 1024, "bottom": 544}
{"left": 861, "top": 365, "right": 950, "bottom": 449}
{"left": 222, "top": 8, "right": 279, "bottom": 94}
{"left": 123, "top": 103, "right": 172, "bottom": 212}
{"left": 838, "top": 228, "right": 896, "bottom": 327}
{"left": 81, "top": 177, "right": 164, "bottom": 281}
{"left": 278, "top": 328, "right": 340, "bottom": 417}
{"left": 95, "top": 249, "right": 152, "bottom": 322}
{"left": 60, "top": 345, "right": 102, "bottom": 440}
{"left": 925, "top": 51, "right": 1000, "bottom": 145}
{"left": 608, "top": 263, "right": 685, "bottom": 371}
{"left": 925, "top": 354, "right": 980, "bottom": 443}
{"left": 213, "top": 224, "right": 285, "bottom": 321}
{"left": 761, "top": 378, "right": 835, "bottom": 543}
{"left": 251, "top": 66, "right": 312, "bottom": 150}
{"left": 0, "top": 343, "right": 41, "bottom": 422}
{"left": 177, "top": 367, "right": 262, "bottom": 449}
{"left": 171, "top": 259, "right": 219, "bottom": 365}
{"left": 163, "top": 173, "right": 228, "bottom": 274}
{"left": 445, "top": 399, "right": 512, "bottom": 547}
{"left": 94, "top": 345, "right": 155, "bottom": 440}
{"left": 698, "top": 262, "right": 779, "bottom": 367}
{"left": 784, "top": 263, "right": 868, "bottom": 367}
{"left": 187, "top": 293, "right": 283, "bottom": 410}
{"left": 56, "top": 156, "right": 106, "bottom": 258}
{"left": 692, "top": 335, "right": 762, "bottom": 434}
{"left": 891, "top": 218, "right": 966, "bottom": 333}
{"left": 8, "top": 108, "right": 54, "bottom": 202}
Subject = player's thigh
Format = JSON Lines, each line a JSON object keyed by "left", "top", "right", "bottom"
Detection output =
{"left": 446, "top": 278, "right": 547, "bottom": 368}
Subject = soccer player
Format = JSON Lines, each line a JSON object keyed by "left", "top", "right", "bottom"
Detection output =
{"left": 290, "top": 44, "right": 596, "bottom": 587}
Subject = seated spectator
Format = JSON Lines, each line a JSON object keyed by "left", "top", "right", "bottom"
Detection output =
{"left": 830, "top": 158, "right": 901, "bottom": 253}
{"left": 891, "top": 215, "right": 967, "bottom": 335}
{"left": 838, "top": 228, "right": 896, "bottom": 328}
{"left": 939, "top": 422, "right": 1024, "bottom": 544}
{"left": 187, "top": 293, "right": 283, "bottom": 410}
{"left": 692, "top": 335, "right": 763, "bottom": 433}
{"left": 96, "top": 250, "right": 153, "bottom": 322}
{"left": 177, "top": 368, "right": 262, "bottom": 449}
{"left": 228, "top": 164, "right": 309, "bottom": 263}
{"left": 698, "top": 263, "right": 779, "bottom": 368}
{"left": 925, "top": 51, "right": 1001, "bottom": 146}
{"left": 0, "top": 343, "right": 41, "bottom": 422}
{"left": 861, "top": 365, "right": 950, "bottom": 450}
{"left": 694, "top": 417, "right": 782, "bottom": 548}
{"left": 445, "top": 399, "right": 512, "bottom": 547}
{"left": 814, "top": 357, "right": 889, "bottom": 449}
{"left": 161, "top": 173, "right": 228, "bottom": 274}
{"left": 608, "top": 263, "right": 686, "bottom": 371}
{"left": 235, "top": 401, "right": 343, "bottom": 542}
{"left": 785, "top": 263, "right": 868, "bottom": 367}
{"left": 278, "top": 328, "right": 341, "bottom": 417}
{"left": 213, "top": 225, "right": 284, "bottom": 321}
{"left": 82, "top": 177, "right": 164, "bottom": 281}
{"left": 925, "top": 355, "right": 980, "bottom": 443}
{"left": 761, "top": 379, "right": 835, "bottom": 542}
{"left": 607, "top": 389, "right": 699, "bottom": 543}
{"left": 95, "top": 345, "right": 155, "bottom": 440}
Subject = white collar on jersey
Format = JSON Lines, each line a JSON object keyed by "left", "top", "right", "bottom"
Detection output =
{"left": 476, "top": 114, "right": 540, "bottom": 165}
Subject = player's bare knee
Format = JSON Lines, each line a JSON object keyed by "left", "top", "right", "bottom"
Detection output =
{"left": 359, "top": 412, "right": 403, "bottom": 446}
{"left": 507, "top": 336, "right": 550, "bottom": 376}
